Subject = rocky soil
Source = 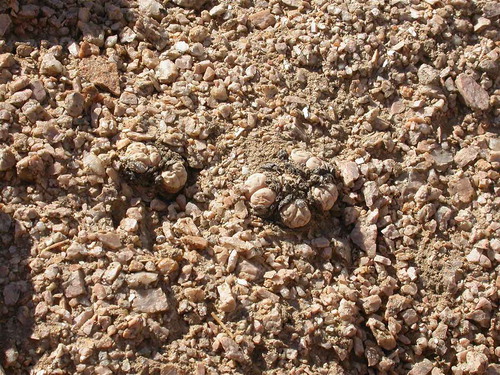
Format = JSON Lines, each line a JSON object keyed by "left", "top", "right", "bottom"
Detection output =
{"left": 0, "top": 0, "right": 499, "bottom": 374}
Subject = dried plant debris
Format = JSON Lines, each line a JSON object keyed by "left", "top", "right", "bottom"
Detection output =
{"left": 0, "top": 0, "right": 499, "bottom": 374}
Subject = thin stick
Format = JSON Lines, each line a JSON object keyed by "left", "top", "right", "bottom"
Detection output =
{"left": 39, "top": 239, "right": 70, "bottom": 253}
{"left": 210, "top": 311, "right": 235, "bottom": 339}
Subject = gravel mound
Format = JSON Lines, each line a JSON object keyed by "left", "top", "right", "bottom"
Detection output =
{"left": 0, "top": 0, "right": 499, "bottom": 374}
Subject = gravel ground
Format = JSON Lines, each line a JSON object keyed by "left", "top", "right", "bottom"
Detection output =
{"left": 0, "top": 0, "right": 499, "bottom": 374}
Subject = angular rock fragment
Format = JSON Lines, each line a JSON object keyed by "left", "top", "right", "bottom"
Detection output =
{"left": 127, "top": 272, "right": 159, "bottom": 287}
{"left": 135, "top": 16, "right": 168, "bottom": 50}
{"left": 78, "top": 21, "right": 105, "bottom": 47}
{"left": 16, "top": 153, "right": 53, "bottom": 182}
{"left": 282, "top": 0, "right": 302, "bottom": 8}
{"left": 156, "top": 60, "right": 179, "bottom": 84}
{"left": 249, "top": 10, "right": 276, "bottom": 30}
{"left": 366, "top": 318, "right": 397, "bottom": 350}
{"left": 483, "top": 1, "right": 500, "bottom": 18}
{"left": 362, "top": 295, "right": 382, "bottom": 314}
{"left": 120, "top": 92, "right": 138, "bottom": 105}
{"left": 450, "top": 177, "right": 475, "bottom": 204}
{"left": 181, "top": 235, "right": 208, "bottom": 250}
{"left": 0, "top": 146, "right": 16, "bottom": 171}
{"left": 217, "top": 283, "right": 236, "bottom": 312}
{"left": 408, "top": 359, "right": 434, "bottom": 375}
{"left": 64, "top": 270, "right": 86, "bottom": 298}
{"left": 31, "top": 80, "right": 47, "bottom": 102}
{"left": 132, "top": 288, "right": 169, "bottom": 313}
{"left": 351, "top": 222, "right": 377, "bottom": 258}
{"left": 40, "top": 54, "right": 63, "bottom": 76}
{"left": 79, "top": 56, "right": 121, "bottom": 96}
{"left": 339, "top": 161, "right": 360, "bottom": 187}
{"left": 417, "top": 64, "right": 439, "bottom": 85}
{"left": 172, "top": 0, "right": 208, "bottom": 9}
{"left": 455, "top": 74, "right": 489, "bottom": 111}
{"left": 64, "top": 92, "right": 85, "bottom": 117}
{"left": 216, "top": 334, "right": 247, "bottom": 363}
{"left": 465, "top": 351, "right": 488, "bottom": 373}
{"left": 454, "top": 146, "right": 479, "bottom": 168}
{"left": 432, "top": 149, "right": 453, "bottom": 171}
{"left": 0, "top": 53, "right": 15, "bottom": 69}
{"left": 103, "top": 262, "right": 122, "bottom": 283}
{"left": 0, "top": 14, "right": 11, "bottom": 37}
{"left": 138, "top": 0, "right": 164, "bottom": 19}
{"left": 97, "top": 232, "right": 122, "bottom": 250}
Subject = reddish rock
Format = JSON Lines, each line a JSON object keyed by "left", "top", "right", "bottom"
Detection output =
{"left": 249, "top": 10, "right": 276, "bottom": 30}
{"left": 217, "top": 283, "right": 236, "bottom": 312}
{"left": 0, "top": 14, "right": 11, "bottom": 37}
{"left": 79, "top": 56, "right": 121, "bottom": 96}
{"left": 408, "top": 359, "right": 434, "bottom": 375}
{"left": 64, "top": 270, "right": 86, "bottom": 298}
{"left": 351, "top": 222, "right": 377, "bottom": 257}
{"left": 339, "top": 161, "right": 360, "bottom": 186}
{"left": 455, "top": 74, "right": 489, "bottom": 111}
{"left": 97, "top": 232, "right": 122, "bottom": 250}
{"left": 450, "top": 177, "right": 475, "bottom": 203}
{"left": 182, "top": 235, "right": 208, "bottom": 250}
{"left": 132, "top": 288, "right": 169, "bottom": 313}
{"left": 454, "top": 146, "right": 479, "bottom": 168}
{"left": 366, "top": 318, "right": 397, "bottom": 350}
{"left": 217, "top": 334, "right": 246, "bottom": 363}
{"left": 0, "top": 53, "right": 15, "bottom": 69}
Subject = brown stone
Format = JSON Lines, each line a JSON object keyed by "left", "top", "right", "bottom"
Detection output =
{"left": 0, "top": 14, "right": 12, "bottom": 37}
{"left": 366, "top": 318, "right": 397, "bottom": 350}
{"left": 64, "top": 270, "right": 86, "bottom": 298}
{"left": 450, "top": 177, "right": 475, "bottom": 203}
{"left": 171, "top": 0, "right": 208, "bottom": 9}
{"left": 339, "top": 161, "right": 360, "bottom": 186}
{"left": 79, "top": 56, "right": 121, "bottom": 96}
{"left": 351, "top": 222, "right": 377, "bottom": 258}
{"left": 454, "top": 146, "right": 479, "bottom": 168}
{"left": 0, "top": 53, "right": 16, "bottom": 69}
{"left": 132, "top": 288, "right": 169, "bottom": 313}
{"left": 182, "top": 235, "right": 208, "bottom": 250}
{"left": 455, "top": 74, "right": 489, "bottom": 111}
{"left": 408, "top": 359, "right": 434, "bottom": 375}
{"left": 97, "top": 232, "right": 122, "bottom": 250}
{"left": 249, "top": 10, "right": 276, "bottom": 30}
{"left": 282, "top": 0, "right": 302, "bottom": 8}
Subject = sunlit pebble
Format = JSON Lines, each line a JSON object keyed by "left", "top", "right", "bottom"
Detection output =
{"left": 175, "top": 41, "right": 190, "bottom": 53}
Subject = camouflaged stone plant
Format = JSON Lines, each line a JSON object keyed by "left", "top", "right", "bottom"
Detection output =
{"left": 244, "top": 149, "right": 339, "bottom": 229}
